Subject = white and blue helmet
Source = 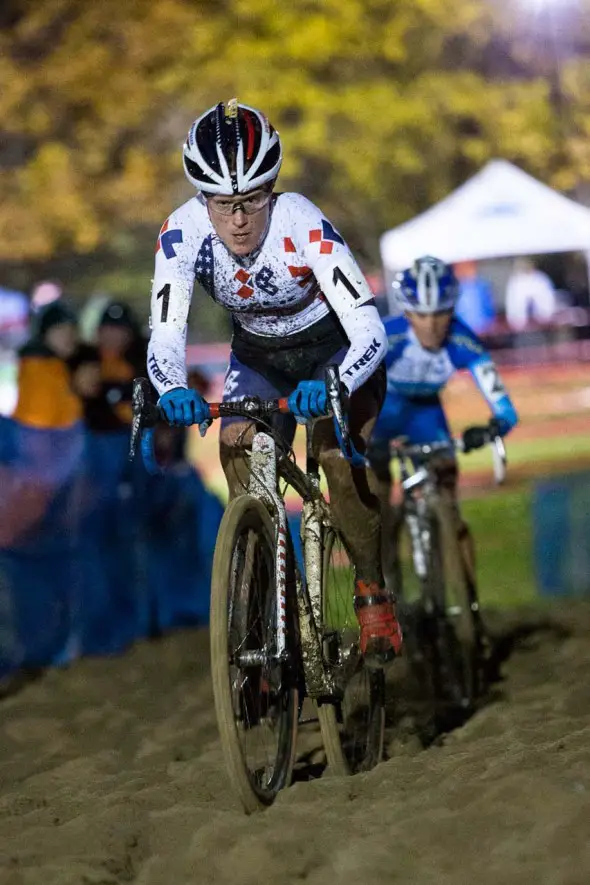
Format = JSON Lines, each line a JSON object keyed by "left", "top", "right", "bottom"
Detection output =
{"left": 393, "top": 256, "right": 459, "bottom": 314}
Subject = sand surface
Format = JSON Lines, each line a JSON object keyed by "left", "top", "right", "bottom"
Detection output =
{"left": 1, "top": 603, "right": 590, "bottom": 885}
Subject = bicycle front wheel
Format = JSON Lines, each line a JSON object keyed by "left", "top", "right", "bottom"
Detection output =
{"left": 316, "top": 526, "right": 385, "bottom": 776}
{"left": 210, "top": 495, "right": 298, "bottom": 813}
{"left": 431, "top": 499, "right": 480, "bottom": 715}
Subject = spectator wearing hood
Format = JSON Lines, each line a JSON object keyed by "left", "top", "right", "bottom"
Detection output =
{"left": 0, "top": 301, "right": 85, "bottom": 555}
{"left": 73, "top": 301, "right": 147, "bottom": 433}
{"left": 12, "top": 302, "right": 81, "bottom": 430}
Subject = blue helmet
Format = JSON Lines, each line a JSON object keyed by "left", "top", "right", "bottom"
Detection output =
{"left": 393, "top": 256, "right": 459, "bottom": 314}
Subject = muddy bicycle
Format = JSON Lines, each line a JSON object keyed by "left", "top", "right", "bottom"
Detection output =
{"left": 390, "top": 430, "right": 506, "bottom": 736}
{"left": 130, "top": 367, "right": 387, "bottom": 814}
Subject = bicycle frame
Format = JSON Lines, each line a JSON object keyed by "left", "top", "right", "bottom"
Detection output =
{"left": 400, "top": 471, "right": 438, "bottom": 583}
{"left": 245, "top": 422, "right": 339, "bottom": 699}
{"left": 393, "top": 435, "right": 506, "bottom": 586}
{"left": 129, "top": 365, "right": 356, "bottom": 701}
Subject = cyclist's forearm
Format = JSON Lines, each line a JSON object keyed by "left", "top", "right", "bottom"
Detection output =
{"left": 147, "top": 331, "right": 188, "bottom": 395}
{"left": 148, "top": 256, "right": 194, "bottom": 395}
{"left": 306, "top": 241, "right": 386, "bottom": 393}
{"left": 491, "top": 396, "right": 518, "bottom": 436}
{"left": 337, "top": 304, "right": 387, "bottom": 394}
{"left": 469, "top": 357, "right": 518, "bottom": 436}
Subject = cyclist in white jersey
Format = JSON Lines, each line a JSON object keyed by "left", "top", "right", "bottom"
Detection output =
{"left": 147, "top": 99, "right": 402, "bottom": 663}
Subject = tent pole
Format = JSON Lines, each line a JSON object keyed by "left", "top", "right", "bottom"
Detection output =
{"left": 386, "top": 278, "right": 397, "bottom": 315}
{"left": 383, "top": 266, "right": 398, "bottom": 315}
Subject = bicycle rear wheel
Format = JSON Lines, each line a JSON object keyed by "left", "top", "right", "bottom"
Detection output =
{"left": 316, "top": 526, "right": 385, "bottom": 776}
{"left": 210, "top": 495, "right": 298, "bottom": 813}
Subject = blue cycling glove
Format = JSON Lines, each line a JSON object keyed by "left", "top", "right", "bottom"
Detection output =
{"left": 158, "top": 387, "right": 210, "bottom": 428}
{"left": 288, "top": 380, "right": 329, "bottom": 419}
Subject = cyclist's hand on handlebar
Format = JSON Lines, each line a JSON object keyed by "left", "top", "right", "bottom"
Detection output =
{"left": 288, "top": 380, "right": 329, "bottom": 419}
{"left": 463, "top": 419, "right": 504, "bottom": 453}
{"left": 462, "top": 424, "right": 491, "bottom": 453}
{"left": 158, "top": 387, "right": 210, "bottom": 427}
{"left": 487, "top": 418, "right": 503, "bottom": 438}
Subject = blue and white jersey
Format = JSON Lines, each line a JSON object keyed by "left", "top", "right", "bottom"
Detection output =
{"left": 383, "top": 314, "right": 518, "bottom": 433}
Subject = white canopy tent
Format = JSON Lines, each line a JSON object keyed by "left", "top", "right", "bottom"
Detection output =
{"left": 380, "top": 160, "right": 590, "bottom": 311}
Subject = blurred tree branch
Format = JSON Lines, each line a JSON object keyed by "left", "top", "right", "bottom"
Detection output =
{"left": 0, "top": 0, "right": 588, "bottom": 326}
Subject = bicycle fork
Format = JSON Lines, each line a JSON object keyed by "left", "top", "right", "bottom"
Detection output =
{"left": 248, "top": 432, "right": 290, "bottom": 660}
{"left": 247, "top": 432, "right": 336, "bottom": 699}
{"left": 405, "top": 496, "right": 431, "bottom": 582}
{"left": 297, "top": 499, "right": 336, "bottom": 699}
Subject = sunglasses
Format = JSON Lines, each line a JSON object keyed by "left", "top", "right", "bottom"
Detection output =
{"left": 206, "top": 190, "right": 272, "bottom": 216}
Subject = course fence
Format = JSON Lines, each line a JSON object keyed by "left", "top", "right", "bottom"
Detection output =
{"left": 0, "top": 417, "right": 222, "bottom": 682}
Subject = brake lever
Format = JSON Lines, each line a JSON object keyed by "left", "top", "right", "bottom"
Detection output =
{"left": 490, "top": 433, "right": 507, "bottom": 485}
{"left": 485, "top": 419, "right": 507, "bottom": 484}
{"left": 324, "top": 364, "right": 366, "bottom": 468}
{"left": 325, "top": 365, "right": 346, "bottom": 430}
{"left": 129, "top": 377, "right": 160, "bottom": 464}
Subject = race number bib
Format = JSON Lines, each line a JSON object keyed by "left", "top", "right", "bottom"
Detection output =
{"left": 316, "top": 254, "right": 374, "bottom": 310}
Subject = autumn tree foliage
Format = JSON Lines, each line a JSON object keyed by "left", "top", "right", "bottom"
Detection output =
{"left": 0, "top": 0, "right": 588, "bottom": 269}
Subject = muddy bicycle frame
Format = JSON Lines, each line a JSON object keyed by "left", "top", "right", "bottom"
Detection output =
{"left": 129, "top": 365, "right": 361, "bottom": 701}
{"left": 391, "top": 433, "right": 506, "bottom": 583}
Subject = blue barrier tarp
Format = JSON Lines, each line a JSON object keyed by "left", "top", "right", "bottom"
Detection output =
{"left": 143, "top": 465, "right": 223, "bottom": 631}
{"left": 0, "top": 417, "right": 220, "bottom": 678}
{"left": 533, "top": 470, "right": 590, "bottom": 597}
{"left": 0, "top": 416, "right": 85, "bottom": 675}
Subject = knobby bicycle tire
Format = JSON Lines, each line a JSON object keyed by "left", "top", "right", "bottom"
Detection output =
{"left": 431, "top": 497, "right": 480, "bottom": 713}
{"left": 210, "top": 495, "right": 298, "bottom": 813}
{"left": 397, "top": 501, "right": 481, "bottom": 737}
{"left": 316, "top": 525, "right": 385, "bottom": 776}
{"left": 396, "top": 516, "right": 440, "bottom": 743}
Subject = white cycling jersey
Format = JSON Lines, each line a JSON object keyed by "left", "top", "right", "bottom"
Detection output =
{"left": 147, "top": 192, "right": 386, "bottom": 396}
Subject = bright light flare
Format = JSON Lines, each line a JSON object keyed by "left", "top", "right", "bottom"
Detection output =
{"left": 521, "top": 0, "right": 571, "bottom": 7}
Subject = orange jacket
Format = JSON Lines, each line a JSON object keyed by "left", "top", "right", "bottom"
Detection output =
{"left": 12, "top": 346, "right": 82, "bottom": 429}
